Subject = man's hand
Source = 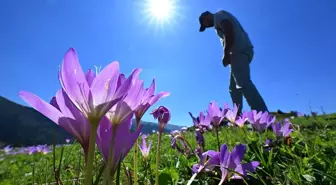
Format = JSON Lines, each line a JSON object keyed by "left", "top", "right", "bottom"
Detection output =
{"left": 222, "top": 53, "right": 231, "bottom": 67}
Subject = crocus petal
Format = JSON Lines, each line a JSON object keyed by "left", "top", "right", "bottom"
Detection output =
{"left": 259, "top": 112, "right": 269, "bottom": 123}
{"left": 139, "top": 135, "right": 152, "bottom": 158}
{"left": 90, "top": 62, "right": 121, "bottom": 114}
{"left": 267, "top": 114, "right": 276, "bottom": 125}
{"left": 143, "top": 78, "right": 156, "bottom": 100}
{"left": 85, "top": 69, "right": 96, "bottom": 86}
{"left": 148, "top": 140, "right": 153, "bottom": 153}
{"left": 208, "top": 101, "right": 225, "bottom": 127}
{"left": 124, "top": 79, "right": 144, "bottom": 110}
{"left": 235, "top": 118, "right": 245, "bottom": 127}
{"left": 59, "top": 48, "right": 90, "bottom": 114}
{"left": 91, "top": 62, "right": 119, "bottom": 102}
{"left": 19, "top": 91, "right": 66, "bottom": 125}
{"left": 55, "top": 89, "right": 90, "bottom": 154}
{"left": 230, "top": 144, "right": 246, "bottom": 167}
{"left": 117, "top": 74, "right": 126, "bottom": 87}
{"left": 114, "top": 68, "right": 142, "bottom": 100}
{"left": 234, "top": 161, "right": 260, "bottom": 176}
{"left": 148, "top": 91, "right": 170, "bottom": 105}
{"left": 226, "top": 104, "right": 239, "bottom": 123}
{"left": 200, "top": 150, "right": 220, "bottom": 171}
{"left": 106, "top": 101, "right": 133, "bottom": 125}
{"left": 199, "top": 112, "right": 211, "bottom": 127}
{"left": 192, "top": 164, "right": 202, "bottom": 173}
{"left": 282, "top": 121, "right": 293, "bottom": 137}
{"left": 135, "top": 91, "right": 170, "bottom": 122}
{"left": 219, "top": 144, "right": 230, "bottom": 182}
{"left": 50, "top": 97, "right": 60, "bottom": 110}
{"left": 188, "top": 112, "right": 199, "bottom": 127}
{"left": 254, "top": 110, "right": 263, "bottom": 120}
{"left": 272, "top": 122, "right": 282, "bottom": 137}
{"left": 220, "top": 144, "right": 230, "bottom": 166}
{"left": 96, "top": 113, "right": 143, "bottom": 176}
{"left": 247, "top": 111, "right": 256, "bottom": 123}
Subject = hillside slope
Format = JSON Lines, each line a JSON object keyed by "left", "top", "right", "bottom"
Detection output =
{"left": 0, "top": 96, "right": 181, "bottom": 147}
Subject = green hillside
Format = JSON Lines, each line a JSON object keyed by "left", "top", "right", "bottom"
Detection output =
{"left": 0, "top": 96, "right": 181, "bottom": 147}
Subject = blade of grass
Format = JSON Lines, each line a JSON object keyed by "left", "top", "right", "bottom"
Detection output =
{"left": 93, "top": 163, "right": 106, "bottom": 185}
{"left": 115, "top": 155, "right": 123, "bottom": 185}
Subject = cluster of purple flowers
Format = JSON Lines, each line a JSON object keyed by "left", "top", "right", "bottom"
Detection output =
{"left": 1, "top": 144, "right": 51, "bottom": 155}
{"left": 161, "top": 102, "right": 298, "bottom": 184}
{"left": 18, "top": 48, "right": 170, "bottom": 185}
{"left": 11, "top": 47, "right": 306, "bottom": 185}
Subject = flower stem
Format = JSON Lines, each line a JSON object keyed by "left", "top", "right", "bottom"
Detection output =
{"left": 133, "top": 120, "right": 140, "bottom": 185}
{"left": 215, "top": 127, "right": 220, "bottom": 151}
{"left": 183, "top": 138, "right": 197, "bottom": 158}
{"left": 186, "top": 172, "right": 198, "bottom": 185}
{"left": 187, "top": 164, "right": 205, "bottom": 185}
{"left": 155, "top": 133, "right": 162, "bottom": 185}
{"left": 104, "top": 125, "right": 118, "bottom": 184}
{"left": 218, "top": 179, "right": 224, "bottom": 185}
{"left": 84, "top": 123, "right": 99, "bottom": 185}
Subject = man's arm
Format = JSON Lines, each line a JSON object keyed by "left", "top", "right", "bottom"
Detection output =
{"left": 219, "top": 19, "right": 235, "bottom": 56}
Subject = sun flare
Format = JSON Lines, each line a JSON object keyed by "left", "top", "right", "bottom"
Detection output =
{"left": 148, "top": 0, "right": 173, "bottom": 20}
{"left": 143, "top": 0, "right": 178, "bottom": 29}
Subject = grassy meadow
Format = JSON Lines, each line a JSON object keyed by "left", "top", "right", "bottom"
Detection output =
{"left": 0, "top": 113, "right": 335, "bottom": 185}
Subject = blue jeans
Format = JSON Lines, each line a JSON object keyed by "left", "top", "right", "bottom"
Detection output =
{"left": 229, "top": 50, "right": 268, "bottom": 114}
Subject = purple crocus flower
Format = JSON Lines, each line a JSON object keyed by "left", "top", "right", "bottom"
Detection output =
{"left": 199, "top": 112, "right": 212, "bottom": 129}
{"left": 195, "top": 128, "right": 205, "bottom": 149}
{"left": 192, "top": 149, "right": 220, "bottom": 174}
{"left": 3, "top": 145, "right": 13, "bottom": 154}
{"left": 96, "top": 114, "right": 143, "bottom": 177}
{"left": 225, "top": 104, "right": 239, "bottom": 124}
{"left": 207, "top": 101, "right": 225, "bottom": 128}
{"left": 263, "top": 138, "right": 273, "bottom": 152}
{"left": 151, "top": 106, "right": 171, "bottom": 133}
{"left": 122, "top": 75, "right": 170, "bottom": 127}
{"left": 84, "top": 69, "right": 143, "bottom": 127}
{"left": 247, "top": 111, "right": 275, "bottom": 132}
{"left": 272, "top": 120, "right": 293, "bottom": 139}
{"left": 188, "top": 112, "right": 200, "bottom": 127}
{"left": 65, "top": 139, "right": 71, "bottom": 143}
{"left": 235, "top": 111, "right": 248, "bottom": 128}
{"left": 20, "top": 88, "right": 92, "bottom": 160}
{"left": 188, "top": 111, "right": 211, "bottom": 130}
{"left": 133, "top": 78, "right": 170, "bottom": 125}
{"left": 58, "top": 48, "right": 138, "bottom": 123}
{"left": 170, "top": 130, "right": 192, "bottom": 157}
{"left": 218, "top": 144, "right": 259, "bottom": 184}
{"left": 28, "top": 147, "right": 38, "bottom": 155}
{"left": 35, "top": 145, "right": 47, "bottom": 152}
{"left": 41, "top": 147, "right": 51, "bottom": 154}
{"left": 138, "top": 134, "right": 152, "bottom": 160}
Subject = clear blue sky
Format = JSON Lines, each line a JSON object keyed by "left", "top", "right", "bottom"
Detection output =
{"left": 1, "top": 0, "right": 336, "bottom": 126}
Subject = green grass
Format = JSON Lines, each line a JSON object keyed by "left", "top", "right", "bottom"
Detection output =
{"left": 0, "top": 115, "right": 335, "bottom": 185}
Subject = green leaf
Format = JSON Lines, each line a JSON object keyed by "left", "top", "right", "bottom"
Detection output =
{"left": 302, "top": 174, "right": 316, "bottom": 182}
{"left": 158, "top": 172, "right": 173, "bottom": 185}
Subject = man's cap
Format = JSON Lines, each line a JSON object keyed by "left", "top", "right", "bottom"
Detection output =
{"left": 199, "top": 11, "right": 212, "bottom": 32}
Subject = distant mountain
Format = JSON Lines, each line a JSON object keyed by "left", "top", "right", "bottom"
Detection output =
{"left": 0, "top": 96, "right": 182, "bottom": 148}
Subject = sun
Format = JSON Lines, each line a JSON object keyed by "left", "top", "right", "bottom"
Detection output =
{"left": 148, "top": 0, "right": 173, "bottom": 20}
{"left": 142, "top": 0, "right": 178, "bottom": 29}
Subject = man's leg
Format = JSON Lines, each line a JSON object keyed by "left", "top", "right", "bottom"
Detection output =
{"left": 230, "top": 52, "right": 269, "bottom": 112}
{"left": 229, "top": 73, "right": 243, "bottom": 114}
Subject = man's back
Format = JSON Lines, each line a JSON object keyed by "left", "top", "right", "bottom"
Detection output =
{"left": 214, "top": 10, "right": 253, "bottom": 53}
